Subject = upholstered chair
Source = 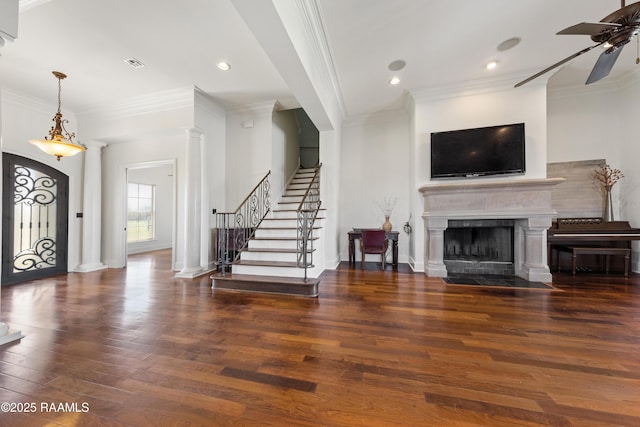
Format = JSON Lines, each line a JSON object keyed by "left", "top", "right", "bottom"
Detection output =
{"left": 360, "top": 229, "right": 388, "bottom": 269}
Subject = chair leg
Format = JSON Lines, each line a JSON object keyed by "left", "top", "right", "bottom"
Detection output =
{"left": 381, "top": 253, "right": 385, "bottom": 270}
{"left": 361, "top": 248, "right": 364, "bottom": 269}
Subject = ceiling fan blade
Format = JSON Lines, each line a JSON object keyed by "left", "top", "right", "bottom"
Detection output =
{"left": 515, "top": 42, "right": 605, "bottom": 88}
{"left": 585, "top": 45, "right": 624, "bottom": 84}
{"left": 557, "top": 22, "right": 621, "bottom": 35}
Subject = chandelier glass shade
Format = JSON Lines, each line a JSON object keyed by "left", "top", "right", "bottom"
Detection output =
{"left": 29, "top": 71, "right": 85, "bottom": 161}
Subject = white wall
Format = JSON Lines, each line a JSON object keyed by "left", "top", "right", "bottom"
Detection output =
{"left": 272, "top": 109, "right": 300, "bottom": 197}
{"left": 126, "top": 165, "right": 174, "bottom": 254}
{"left": 619, "top": 74, "right": 640, "bottom": 271}
{"left": 547, "top": 84, "right": 621, "bottom": 164}
{"left": 225, "top": 103, "right": 275, "bottom": 209}
{"left": 339, "top": 111, "right": 411, "bottom": 264}
{"left": 547, "top": 72, "right": 640, "bottom": 271}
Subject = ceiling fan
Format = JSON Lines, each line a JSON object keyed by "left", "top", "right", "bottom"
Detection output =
{"left": 515, "top": 0, "right": 640, "bottom": 87}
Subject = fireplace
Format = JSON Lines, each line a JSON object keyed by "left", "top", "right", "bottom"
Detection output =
{"left": 419, "top": 178, "right": 565, "bottom": 281}
{"left": 444, "top": 219, "right": 515, "bottom": 275}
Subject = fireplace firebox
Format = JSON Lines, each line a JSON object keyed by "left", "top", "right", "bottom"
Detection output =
{"left": 444, "top": 219, "right": 515, "bottom": 275}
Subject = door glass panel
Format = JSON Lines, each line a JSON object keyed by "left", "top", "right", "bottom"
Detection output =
{"left": 12, "top": 165, "right": 58, "bottom": 272}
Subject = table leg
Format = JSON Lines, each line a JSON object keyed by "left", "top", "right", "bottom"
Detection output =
{"left": 392, "top": 239, "right": 398, "bottom": 269}
{"left": 349, "top": 236, "right": 355, "bottom": 266}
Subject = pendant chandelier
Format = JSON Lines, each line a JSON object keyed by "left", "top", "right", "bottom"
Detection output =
{"left": 29, "top": 71, "right": 85, "bottom": 161}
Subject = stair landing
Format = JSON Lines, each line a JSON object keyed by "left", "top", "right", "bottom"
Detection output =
{"left": 212, "top": 273, "right": 320, "bottom": 297}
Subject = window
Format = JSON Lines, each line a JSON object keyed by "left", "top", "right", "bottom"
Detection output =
{"left": 127, "top": 183, "right": 155, "bottom": 242}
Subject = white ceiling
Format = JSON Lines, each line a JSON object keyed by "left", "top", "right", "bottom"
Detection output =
{"left": 0, "top": 0, "right": 637, "bottom": 121}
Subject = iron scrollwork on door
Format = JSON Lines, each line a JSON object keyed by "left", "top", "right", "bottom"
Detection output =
{"left": 12, "top": 165, "right": 58, "bottom": 272}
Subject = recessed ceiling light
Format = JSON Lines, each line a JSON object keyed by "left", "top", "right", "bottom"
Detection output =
{"left": 217, "top": 61, "right": 231, "bottom": 71}
{"left": 389, "top": 76, "right": 401, "bottom": 85}
{"left": 497, "top": 37, "right": 521, "bottom": 52}
{"left": 388, "top": 59, "right": 406, "bottom": 71}
{"left": 486, "top": 61, "right": 498, "bottom": 70}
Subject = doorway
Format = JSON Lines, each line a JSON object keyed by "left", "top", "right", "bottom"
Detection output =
{"left": 2, "top": 153, "right": 69, "bottom": 285}
{"left": 124, "top": 161, "right": 177, "bottom": 269}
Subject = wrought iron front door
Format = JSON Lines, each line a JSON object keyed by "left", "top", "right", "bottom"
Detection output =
{"left": 2, "top": 153, "right": 69, "bottom": 285}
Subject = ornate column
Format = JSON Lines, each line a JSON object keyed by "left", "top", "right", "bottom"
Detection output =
{"left": 423, "top": 216, "right": 448, "bottom": 277}
{"left": 77, "top": 141, "right": 107, "bottom": 272}
{"left": 520, "top": 217, "right": 553, "bottom": 282}
{"left": 176, "top": 128, "right": 204, "bottom": 278}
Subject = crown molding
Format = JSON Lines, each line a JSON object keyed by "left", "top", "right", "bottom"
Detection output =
{"left": 343, "top": 92, "right": 412, "bottom": 127}
{"left": 547, "top": 78, "right": 621, "bottom": 100}
{"left": 343, "top": 107, "right": 410, "bottom": 128}
{"left": 18, "top": 0, "right": 51, "bottom": 12}
{"left": 76, "top": 87, "right": 194, "bottom": 121}
{"left": 1, "top": 87, "right": 75, "bottom": 118}
{"left": 227, "top": 100, "right": 277, "bottom": 114}
{"left": 194, "top": 87, "right": 226, "bottom": 119}
{"left": 411, "top": 71, "right": 546, "bottom": 103}
{"left": 300, "top": 0, "right": 347, "bottom": 119}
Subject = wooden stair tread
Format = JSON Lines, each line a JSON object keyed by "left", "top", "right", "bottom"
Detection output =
{"left": 252, "top": 236, "right": 318, "bottom": 241}
{"left": 243, "top": 248, "right": 315, "bottom": 253}
{"left": 212, "top": 273, "right": 318, "bottom": 284}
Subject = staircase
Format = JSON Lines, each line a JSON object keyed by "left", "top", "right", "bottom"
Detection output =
{"left": 212, "top": 167, "right": 324, "bottom": 297}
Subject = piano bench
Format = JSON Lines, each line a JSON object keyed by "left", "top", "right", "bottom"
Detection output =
{"left": 557, "top": 246, "right": 630, "bottom": 277}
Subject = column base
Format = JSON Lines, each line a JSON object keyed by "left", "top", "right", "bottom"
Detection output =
{"left": 516, "top": 266, "right": 552, "bottom": 283}
{"left": 0, "top": 323, "right": 23, "bottom": 346}
{"left": 424, "top": 262, "right": 448, "bottom": 277}
{"left": 75, "top": 263, "right": 108, "bottom": 273}
{"left": 174, "top": 267, "right": 214, "bottom": 279}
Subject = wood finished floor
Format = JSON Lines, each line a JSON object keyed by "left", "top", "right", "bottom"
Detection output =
{"left": 1, "top": 249, "right": 639, "bottom": 426}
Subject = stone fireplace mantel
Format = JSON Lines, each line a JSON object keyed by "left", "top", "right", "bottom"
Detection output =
{"left": 418, "top": 178, "right": 565, "bottom": 282}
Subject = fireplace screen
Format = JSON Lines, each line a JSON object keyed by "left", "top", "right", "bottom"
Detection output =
{"left": 444, "top": 220, "right": 514, "bottom": 263}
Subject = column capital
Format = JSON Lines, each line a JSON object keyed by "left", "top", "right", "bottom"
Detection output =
{"left": 82, "top": 140, "right": 107, "bottom": 150}
{"left": 185, "top": 128, "right": 205, "bottom": 140}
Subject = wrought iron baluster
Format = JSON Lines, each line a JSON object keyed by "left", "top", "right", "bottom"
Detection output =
{"left": 296, "top": 164, "right": 322, "bottom": 281}
{"left": 215, "top": 171, "right": 271, "bottom": 274}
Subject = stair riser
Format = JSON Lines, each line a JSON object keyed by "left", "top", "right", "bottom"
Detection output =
{"left": 261, "top": 219, "right": 299, "bottom": 228}
{"left": 241, "top": 252, "right": 308, "bottom": 263}
{"left": 277, "top": 202, "right": 303, "bottom": 210}
{"left": 249, "top": 239, "right": 298, "bottom": 250}
{"left": 232, "top": 264, "right": 321, "bottom": 279}
{"left": 262, "top": 218, "right": 324, "bottom": 228}
{"left": 286, "top": 184, "right": 317, "bottom": 191}
{"left": 268, "top": 209, "right": 326, "bottom": 219}
{"left": 255, "top": 229, "right": 319, "bottom": 239}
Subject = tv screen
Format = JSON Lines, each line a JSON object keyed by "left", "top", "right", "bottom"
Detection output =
{"left": 430, "top": 123, "right": 525, "bottom": 179}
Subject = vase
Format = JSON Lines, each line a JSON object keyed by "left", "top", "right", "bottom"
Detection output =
{"left": 382, "top": 216, "right": 392, "bottom": 232}
{"left": 603, "top": 185, "right": 614, "bottom": 222}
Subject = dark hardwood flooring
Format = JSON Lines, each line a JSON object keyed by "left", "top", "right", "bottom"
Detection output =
{"left": 1, "top": 249, "right": 639, "bottom": 426}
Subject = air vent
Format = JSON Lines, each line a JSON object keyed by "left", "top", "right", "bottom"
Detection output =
{"left": 124, "top": 57, "right": 145, "bottom": 69}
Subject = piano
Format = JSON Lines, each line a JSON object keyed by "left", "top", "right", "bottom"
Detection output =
{"left": 547, "top": 217, "right": 640, "bottom": 272}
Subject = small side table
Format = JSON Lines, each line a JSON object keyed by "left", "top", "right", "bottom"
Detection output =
{"left": 348, "top": 230, "right": 399, "bottom": 269}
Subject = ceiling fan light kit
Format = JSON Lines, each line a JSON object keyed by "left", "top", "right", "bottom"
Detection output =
{"left": 516, "top": 0, "right": 640, "bottom": 87}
